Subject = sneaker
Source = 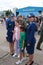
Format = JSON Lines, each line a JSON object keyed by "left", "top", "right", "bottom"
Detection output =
{"left": 12, "top": 53, "right": 17, "bottom": 57}
{"left": 21, "top": 57, "right": 26, "bottom": 62}
{"left": 18, "top": 54, "right": 20, "bottom": 58}
{"left": 16, "top": 60, "right": 22, "bottom": 65}
{"left": 10, "top": 53, "right": 14, "bottom": 56}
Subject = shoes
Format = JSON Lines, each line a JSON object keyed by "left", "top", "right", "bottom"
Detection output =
{"left": 21, "top": 57, "right": 26, "bottom": 62}
{"left": 12, "top": 53, "right": 20, "bottom": 58}
{"left": 36, "top": 47, "right": 42, "bottom": 51}
{"left": 10, "top": 53, "right": 14, "bottom": 56}
{"left": 16, "top": 60, "right": 22, "bottom": 65}
{"left": 25, "top": 61, "right": 34, "bottom": 65}
{"left": 29, "top": 61, "right": 34, "bottom": 65}
{"left": 12, "top": 53, "right": 17, "bottom": 57}
{"left": 18, "top": 54, "right": 20, "bottom": 58}
{"left": 16, "top": 57, "right": 26, "bottom": 64}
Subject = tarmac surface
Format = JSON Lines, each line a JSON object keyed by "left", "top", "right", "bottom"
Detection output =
{"left": 0, "top": 23, "right": 43, "bottom": 65}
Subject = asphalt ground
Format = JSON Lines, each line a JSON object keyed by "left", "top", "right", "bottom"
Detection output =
{"left": 0, "top": 23, "right": 43, "bottom": 65}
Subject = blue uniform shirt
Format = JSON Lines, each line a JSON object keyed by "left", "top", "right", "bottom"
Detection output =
{"left": 6, "top": 18, "right": 15, "bottom": 32}
{"left": 6, "top": 18, "right": 15, "bottom": 36}
{"left": 26, "top": 21, "right": 37, "bottom": 45}
{"left": 6, "top": 18, "right": 15, "bottom": 42}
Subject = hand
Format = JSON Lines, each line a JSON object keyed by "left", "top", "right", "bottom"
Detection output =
{"left": 27, "top": 44, "right": 30, "bottom": 46}
{"left": 12, "top": 30, "right": 14, "bottom": 33}
{"left": 22, "top": 48, "right": 24, "bottom": 50}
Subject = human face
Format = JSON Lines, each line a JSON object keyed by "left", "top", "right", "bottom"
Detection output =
{"left": 28, "top": 17, "right": 34, "bottom": 22}
{"left": 11, "top": 16, "right": 15, "bottom": 21}
{"left": 18, "top": 16, "right": 23, "bottom": 21}
{"left": 15, "top": 21, "right": 19, "bottom": 26}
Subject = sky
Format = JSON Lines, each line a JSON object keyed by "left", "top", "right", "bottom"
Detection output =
{"left": 0, "top": 0, "right": 43, "bottom": 11}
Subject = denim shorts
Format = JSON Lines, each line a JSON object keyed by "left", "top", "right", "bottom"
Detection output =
{"left": 20, "top": 48, "right": 24, "bottom": 53}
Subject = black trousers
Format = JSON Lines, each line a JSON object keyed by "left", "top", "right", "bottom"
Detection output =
{"left": 37, "top": 35, "right": 43, "bottom": 48}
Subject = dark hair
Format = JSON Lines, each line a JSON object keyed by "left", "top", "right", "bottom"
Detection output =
{"left": 15, "top": 20, "right": 19, "bottom": 24}
{"left": 20, "top": 26, "right": 25, "bottom": 31}
{"left": 35, "top": 17, "right": 39, "bottom": 23}
{"left": 3, "top": 17, "right": 6, "bottom": 21}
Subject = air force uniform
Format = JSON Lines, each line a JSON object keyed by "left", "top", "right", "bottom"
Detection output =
{"left": 26, "top": 21, "right": 37, "bottom": 54}
{"left": 6, "top": 18, "right": 15, "bottom": 43}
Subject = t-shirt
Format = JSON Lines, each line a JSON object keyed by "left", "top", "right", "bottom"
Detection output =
{"left": 13, "top": 26, "right": 20, "bottom": 41}
{"left": 19, "top": 32, "right": 26, "bottom": 48}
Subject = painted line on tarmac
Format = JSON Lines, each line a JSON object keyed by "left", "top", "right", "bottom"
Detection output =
{"left": 0, "top": 52, "right": 9, "bottom": 59}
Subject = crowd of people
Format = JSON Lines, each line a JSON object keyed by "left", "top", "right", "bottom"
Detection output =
{"left": 4, "top": 13, "right": 43, "bottom": 65}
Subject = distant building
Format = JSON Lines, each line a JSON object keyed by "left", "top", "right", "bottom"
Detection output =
{"left": 16, "top": 6, "right": 43, "bottom": 16}
{"left": 13, "top": 8, "right": 18, "bottom": 16}
{"left": 0, "top": 11, "right": 6, "bottom": 17}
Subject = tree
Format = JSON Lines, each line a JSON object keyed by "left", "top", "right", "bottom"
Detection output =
{"left": 5, "top": 10, "right": 13, "bottom": 17}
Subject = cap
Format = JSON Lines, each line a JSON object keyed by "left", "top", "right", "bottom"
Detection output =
{"left": 10, "top": 13, "right": 15, "bottom": 17}
{"left": 27, "top": 13, "right": 35, "bottom": 18}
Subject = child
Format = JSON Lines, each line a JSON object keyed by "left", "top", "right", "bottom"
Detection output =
{"left": 16, "top": 26, "right": 26, "bottom": 64}
{"left": 13, "top": 20, "right": 20, "bottom": 57}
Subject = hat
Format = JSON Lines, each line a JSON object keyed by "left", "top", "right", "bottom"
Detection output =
{"left": 10, "top": 13, "right": 15, "bottom": 17}
{"left": 28, "top": 13, "right": 35, "bottom": 18}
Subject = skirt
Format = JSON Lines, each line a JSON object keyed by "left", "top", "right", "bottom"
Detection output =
{"left": 6, "top": 32, "right": 13, "bottom": 43}
{"left": 26, "top": 44, "right": 35, "bottom": 54}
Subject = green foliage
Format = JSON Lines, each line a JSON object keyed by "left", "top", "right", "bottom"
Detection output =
{"left": 5, "top": 10, "right": 12, "bottom": 17}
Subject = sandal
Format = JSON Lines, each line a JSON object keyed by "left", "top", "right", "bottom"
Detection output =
{"left": 29, "top": 61, "right": 34, "bottom": 65}
{"left": 25, "top": 61, "right": 34, "bottom": 65}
